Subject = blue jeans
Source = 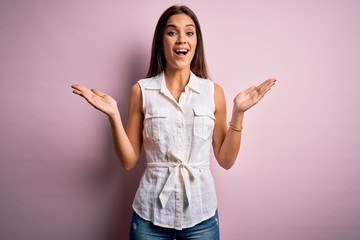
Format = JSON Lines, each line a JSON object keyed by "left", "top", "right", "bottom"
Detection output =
{"left": 129, "top": 210, "right": 220, "bottom": 240}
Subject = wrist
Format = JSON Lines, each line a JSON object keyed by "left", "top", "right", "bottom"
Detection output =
{"left": 228, "top": 121, "right": 243, "bottom": 132}
{"left": 108, "top": 111, "right": 121, "bottom": 121}
{"left": 232, "top": 105, "right": 245, "bottom": 118}
{"left": 229, "top": 106, "right": 244, "bottom": 129}
{"left": 232, "top": 104, "right": 245, "bottom": 115}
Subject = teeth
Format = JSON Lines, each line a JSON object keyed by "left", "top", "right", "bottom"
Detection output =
{"left": 176, "top": 49, "right": 188, "bottom": 53}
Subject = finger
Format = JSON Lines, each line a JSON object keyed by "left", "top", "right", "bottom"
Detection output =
{"left": 264, "top": 78, "right": 276, "bottom": 88}
{"left": 244, "top": 86, "right": 257, "bottom": 94}
{"left": 256, "top": 79, "right": 275, "bottom": 89}
{"left": 264, "top": 78, "right": 277, "bottom": 88}
{"left": 257, "top": 87, "right": 272, "bottom": 98}
{"left": 71, "top": 84, "right": 93, "bottom": 94}
{"left": 71, "top": 84, "right": 85, "bottom": 91}
{"left": 71, "top": 85, "right": 95, "bottom": 102}
{"left": 257, "top": 79, "right": 276, "bottom": 95}
{"left": 71, "top": 84, "right": 82, "bottom": 89}
{"left": 265, "top": 78, "right": 277, "bottom": 82}
{"left": 91, "top": 88, "right": 106, "bottom": 97}
{"left": 72, "top": 89, "right": 82, "bottom": 95}
{"left": 72, "top": 86, "right": 88, "bottom": 96}
{"left": 256, "top": 85, "right": 271, "bottom": 97}
{"left": 256, "top": 84, "right": 276, "bottom": 99}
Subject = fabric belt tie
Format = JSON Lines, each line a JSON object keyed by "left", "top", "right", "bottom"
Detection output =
{"left": 147, "top": 151, "right": 209, "bottom": 209}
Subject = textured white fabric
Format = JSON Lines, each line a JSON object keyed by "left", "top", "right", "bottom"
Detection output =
{"left": 132, "top": 72, "right": 217, "bottom": 230}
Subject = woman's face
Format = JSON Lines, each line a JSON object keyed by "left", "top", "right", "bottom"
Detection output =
{"left": 163, "top": 14, "right": 197, "bottom": 72}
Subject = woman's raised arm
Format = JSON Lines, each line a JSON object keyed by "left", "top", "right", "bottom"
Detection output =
{"left": 71, "top": 83, "right": 143, "bottom": 170}
{"left": 212, "top": 79, "right": 276, "bottom": 169}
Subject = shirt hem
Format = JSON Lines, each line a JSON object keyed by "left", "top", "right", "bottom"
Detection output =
{"left": 132, "top": 205, "right": 217, "bottom": 230}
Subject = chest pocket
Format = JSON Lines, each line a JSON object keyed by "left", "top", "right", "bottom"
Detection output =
{"left": 144, "top": 108, "right": 169, "bottom": 141}
{"left": 193, "top": 107, "right": 215, "bottom": 140}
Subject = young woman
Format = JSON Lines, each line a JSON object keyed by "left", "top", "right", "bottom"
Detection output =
{"left": 72, "top": 5, "right": 276, "bottom": 240}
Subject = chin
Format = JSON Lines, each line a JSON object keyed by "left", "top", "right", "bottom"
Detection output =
{"left": 168, "top": 62, "right": 191, "bottom": 71}
{"left": 174, "top": 65, "right": 191, "bottom": 71}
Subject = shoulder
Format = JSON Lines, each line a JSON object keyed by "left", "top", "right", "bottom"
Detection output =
{"left": 137, "top": 74, "right": 162, "bottom": 89}
{"left": 130, "top": 82, "right": 142, "bottom": 96}
{"left": 214, "top": 82, "right": 225, "bottom": 98}
{"left": 193, "top": 75, "right": 225, "bottom": 110}
{"left": 194, "top": 74, "right": 221, "bottom": 93}
{"left": 213, "top": 82, "right": 226, "bottom": 111}
{"left": 192, "top": 74, "right": 215, "bottom": 96}
{"left": 129, "top": 83, "right": 143, "bottom": 112}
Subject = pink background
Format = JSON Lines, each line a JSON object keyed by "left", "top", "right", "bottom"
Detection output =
{"left": 1, "top": 1, "right": 359, "bottom": 239}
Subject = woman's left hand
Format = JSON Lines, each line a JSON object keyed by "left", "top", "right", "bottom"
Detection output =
{"left": 233, "top": 78, "right": 276, "bottom": 113}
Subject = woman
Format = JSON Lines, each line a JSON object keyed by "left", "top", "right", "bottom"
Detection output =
{"left": 72, "top": 5, "right": 275, "bottom": 240}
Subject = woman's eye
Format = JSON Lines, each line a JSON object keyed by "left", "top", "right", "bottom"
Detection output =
{"left": 167, "top": 31, "right": 176, "bottom": 36}
{"left": 187, "top": 32, "right": 194, "bottom": 36}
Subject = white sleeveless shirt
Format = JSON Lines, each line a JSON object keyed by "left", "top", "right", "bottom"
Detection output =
{"left": 132, "top": 71, "right": 218, "bottom": 230}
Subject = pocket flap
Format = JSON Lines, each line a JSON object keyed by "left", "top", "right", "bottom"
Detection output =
{"left": 145, "top": 108, "right": 169, "bottom": 119}
{"left": 193, "top": 107, "right": 215, "bottom": 119}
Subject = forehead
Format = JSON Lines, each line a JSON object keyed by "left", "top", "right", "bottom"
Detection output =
{"left": 166, "top": 14, "right": 195, "bottom": 28}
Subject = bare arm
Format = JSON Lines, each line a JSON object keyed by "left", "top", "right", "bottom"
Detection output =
{"left": 212, "top": 79, "right": 276, "bottom": 169}
{"left": 108, "top": 84, "right": 143, "bottom": 170}
{"left": 71, "top": 83, "right": 143, "bottom": 171}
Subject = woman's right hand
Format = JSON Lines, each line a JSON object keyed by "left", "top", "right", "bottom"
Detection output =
{"left": 71, "top": 84, "right": 119, "bottom": 117}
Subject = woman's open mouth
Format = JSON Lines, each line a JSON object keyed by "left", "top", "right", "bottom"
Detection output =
{"left": 174, "top": 49, "right": 189, "bottom": 56}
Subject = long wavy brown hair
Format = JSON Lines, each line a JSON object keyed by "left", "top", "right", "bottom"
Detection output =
{"left": 146, "top": 5, "right": 209, "bottom": 79}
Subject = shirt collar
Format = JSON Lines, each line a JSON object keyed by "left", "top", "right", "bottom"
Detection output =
{"left": 186, "top": 72, "right": 201, "bottom": 94}
{"left": 144, "top": 71, "right": 201, "bottom": 94}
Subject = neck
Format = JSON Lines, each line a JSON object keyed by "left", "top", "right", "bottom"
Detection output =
{"left": 164, "top": 68, "right": 191, "bottom": 90}
{"left": 163, "top": 68, "right": 191, "bottom": 102}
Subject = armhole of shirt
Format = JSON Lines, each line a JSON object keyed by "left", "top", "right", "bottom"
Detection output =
{"left": 137, "top": 80, "right": 146, "bottom": 114}
{"left": 210, "top": 81, "right": 215, "bottom": 113}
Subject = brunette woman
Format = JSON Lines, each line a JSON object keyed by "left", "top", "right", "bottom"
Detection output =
{"left": 72, "top": 5, "right": 276, "bottom": 239}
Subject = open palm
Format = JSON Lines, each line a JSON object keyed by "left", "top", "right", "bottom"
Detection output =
{"left": 71, "top": 84, "right": 118, "bottom": 116}
{"left": 234, "top": 79, "right": 276, "bottom": 112}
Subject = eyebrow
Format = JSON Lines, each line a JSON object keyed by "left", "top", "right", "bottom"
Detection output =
{"left": 165, "top": 23, "right": 195, "bottom": 29}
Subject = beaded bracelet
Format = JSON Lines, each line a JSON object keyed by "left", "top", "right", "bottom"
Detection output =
{"left": 228, "top": 122, "right": 243, "bottom": 132}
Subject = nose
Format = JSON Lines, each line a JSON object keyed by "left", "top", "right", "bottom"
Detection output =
{"left": 176, "top": 33, "right": 187, "bottom": 44}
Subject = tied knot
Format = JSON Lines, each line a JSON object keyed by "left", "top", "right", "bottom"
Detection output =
{"left": 147, "top": 151, "right": 209, "bottom": 208}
